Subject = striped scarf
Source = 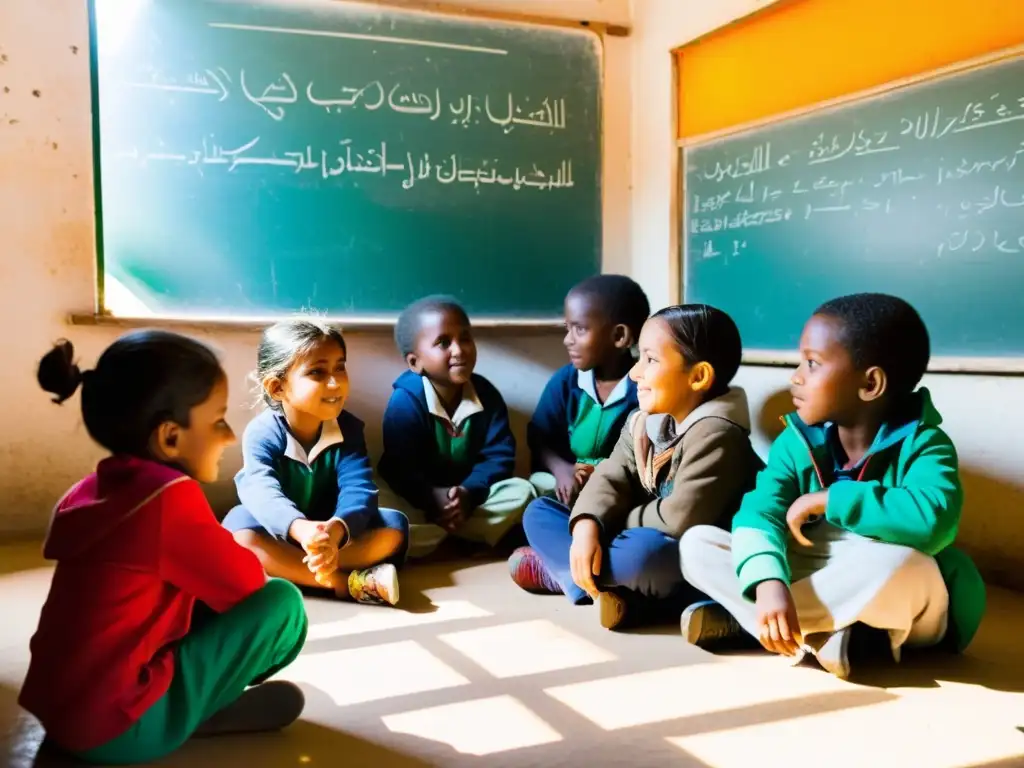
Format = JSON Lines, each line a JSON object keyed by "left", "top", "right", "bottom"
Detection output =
{"left": 632, "top": 413, "right": 685, "bottom": 495}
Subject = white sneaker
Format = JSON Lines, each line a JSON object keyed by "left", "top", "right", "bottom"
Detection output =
{"left": 348, "top": 563, "right": 400, "bottom": 606}
{"left": 814, "top": 627, "right": 852, "bottom": 679}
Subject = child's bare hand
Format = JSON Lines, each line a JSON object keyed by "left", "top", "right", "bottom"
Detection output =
{"left": 574, "top": 463, "right": 596, "bottom": 488}
{"left": 755, "top": 580, "right": 802, "bottom": 656}
{"left": 431, "top": 487, "right": 454, "bottom": 517}
{"left": 554, "top": 466, "right": 581, "bottom": 507}
{"left": 301, "top": 519, "right": 344, "bottom": 574}
{"left": 289, "top": 518, "right": 323, "bottom": 550}
{"left": 786, "top": 490, "right": 828, "bottom": 547}
{"left": 439, "top": 486, "right": 468, "bottom": 531}
{"left": 569, "top": 518, "right": 602, "bottom": 599}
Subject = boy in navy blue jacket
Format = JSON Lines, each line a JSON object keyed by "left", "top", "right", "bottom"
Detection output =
{"left": 527, "top": 275, "right": 650, "bottom": 507}
{"left": 378, "top": 296, "right": 536, "bottom": 558}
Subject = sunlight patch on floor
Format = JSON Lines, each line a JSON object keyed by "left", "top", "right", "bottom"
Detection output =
{"left": 305, "top": 600, "right": 492, "bottom": 640}
{"left": 438, "top": 619, "right": 616, "bottom": 679}
{"left": 382, "top": 695, "right": 563, "bottom": 755}
{"left": 667, "top": 692, "right": 1024, "bottom": 768}
{"left": 277, "top": 640, "right": 470, "bottom": 706}
{"left": 545, "top": 656, "right": 852, "bottom": 730}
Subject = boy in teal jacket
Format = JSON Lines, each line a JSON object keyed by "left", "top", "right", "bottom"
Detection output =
{"left": 678, "top": 293, "right": 985, "bottom": 679}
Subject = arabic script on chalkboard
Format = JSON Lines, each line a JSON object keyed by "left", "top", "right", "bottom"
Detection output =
{"left": 688, "top": 83, "right": 1024, "bottom": 261}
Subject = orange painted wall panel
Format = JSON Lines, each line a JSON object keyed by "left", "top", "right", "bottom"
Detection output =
{"left": 676, "top": 0, "right": 1024, "bottom": 139}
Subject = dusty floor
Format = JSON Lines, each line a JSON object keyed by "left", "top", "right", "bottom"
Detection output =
{"left": 2, "top": 542, "right": 1024, "bottom": 767}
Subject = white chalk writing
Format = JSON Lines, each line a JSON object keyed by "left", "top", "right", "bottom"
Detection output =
{"left": 125, "top": 68, "right": 568, "bottom": 132}
{"left": 115, "top": 137, "right": 576, "bottom": 191}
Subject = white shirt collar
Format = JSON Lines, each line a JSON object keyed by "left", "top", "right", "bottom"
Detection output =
{"left": 423, "top": 377, "right": 484, "bottom": 429}
{"left": 282, "top": 416, "right": 344, "bottom": 467}
{"left": 577, "top": 368, "right": 630, "bottom": 408}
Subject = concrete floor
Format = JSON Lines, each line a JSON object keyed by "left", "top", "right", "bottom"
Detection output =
{"left": 2, "top": 541, "right": 1024, "bottom": 767}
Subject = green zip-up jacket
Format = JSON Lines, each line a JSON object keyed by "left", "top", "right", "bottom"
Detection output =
{"left": 731, "top": 388, "right": 985, "bottom": 652}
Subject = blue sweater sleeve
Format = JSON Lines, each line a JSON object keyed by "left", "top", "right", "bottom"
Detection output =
{"left": 379, "top": 387, "right": 436, "bottom": 512}
{"left": 331, "top": 415, "right": 378, "bottom": 541}
{"left": 235, "top": 413, "right": 305, "bottom": 541}
{"left": 527, "top": 367, "right": 573, "bottom": 468}
{"left": 462, "top": 380, "right": 517, "bottom": 507}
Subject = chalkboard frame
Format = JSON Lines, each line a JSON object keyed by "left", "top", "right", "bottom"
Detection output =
{"left": 677, "top": 46, "right": 1024, "bottom": 375}
{"left": 83, "top": 0, "right": 617, "bottom": 329}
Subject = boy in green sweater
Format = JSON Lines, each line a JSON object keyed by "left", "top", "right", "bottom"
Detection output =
{"left": 678, "top": 293, "right": 985, "bottom": 679}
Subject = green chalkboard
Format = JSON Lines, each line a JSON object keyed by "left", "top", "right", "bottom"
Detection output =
{"left": 91, "top": 0, "right": 601, "bottom": 319}
{"left": 683, "top": 55, "right": 1024, "bottom": 361}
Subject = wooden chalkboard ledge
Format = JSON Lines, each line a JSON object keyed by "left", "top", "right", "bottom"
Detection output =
{"left": 68, "top": 312, "right": 564, "bottom": 336}
{"left": 742, "top": 351, "right": 1024, "bottom": 376}
{"left": 365, "top": 0, "right": 630, "bottom": 36}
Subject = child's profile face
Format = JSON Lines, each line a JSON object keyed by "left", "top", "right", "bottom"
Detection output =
{"left": 563, "top": 290, "right": 621, "bottom": 371}
{"left": 161, "top": 374, "right": 236, "bottom": 483}
{"left": 408, "top": 308, "right": 477, "bottom": 388}
{"left": 790, "top": 314, "right": 864, "bottom": 425}
{"left": 629, "top": 318, "right": 697, "bottom": 419}
{"left": 275, "top": 337, "right": 350, "bottom": 423}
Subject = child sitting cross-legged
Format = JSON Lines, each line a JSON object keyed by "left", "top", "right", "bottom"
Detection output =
{"left": 378, "top": 295, "right": 536, "bottom": 559}
{"left": 21, "top": 332, "right": 308, "bottom": 765}
{"left": 680, "top": 294, "right": 986, "bottom": 679}
{"left": 226, "top": 318, "right": 408, "bottom": 605}
{"left": 526, "top": 274, "right": 650, "bottom": 507}
{"left": 514, "top": 305, "right": 763, "bottom": 630}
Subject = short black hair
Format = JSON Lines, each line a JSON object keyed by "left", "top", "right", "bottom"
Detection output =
{"left": 395, "top": 295, "right": 471, "bottom": 357}
{"left": 814, "top": 293, "right": 930, "bottom": 396}
{"left": 38, "top": 331, "right": 224, "bottom": 457}
{"left": 255, "top": 317, "right": 347, "bottom": 409}
{"left": 650, "top": 304, "right": 742, "bottom": 398}
{"left": 569, "top": 274, "right": 651, "bottom": 340}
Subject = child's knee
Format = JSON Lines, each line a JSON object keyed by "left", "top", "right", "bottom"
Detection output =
{"left": 521, "top": 495, "right": 566, "bottom": 537}
{"left": 679, "top": 525, "right": 725, "bottom": 580}
{"left": 373, "top": 525, "right": 407, "bottom": 559}
{"left": 489, "top": 477, "right": 537, "bottom": 509}
{"left": 528, "top": 472, "right": 557, "bottom": 498}
{"left": 884, "top": 546, "right": 943, "bottom": 590}
{"left": 378, "top": 507, "right": 410, "bottom": 539}
{"left": 232, "top": 528, "right": 264, "bottom": 550}
{"left": 255, "top": 577, "right": 304, "bottom": 610}
{"left": 251, "top": 578, "right": 308, "bottom": 639}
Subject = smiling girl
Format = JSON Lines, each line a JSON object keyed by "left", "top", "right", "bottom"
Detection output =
{"left": 517, "top": 304, "right": 763, "bottom": 629}
{"left": 225, "top": 318, "right": 408, "bottom": 604}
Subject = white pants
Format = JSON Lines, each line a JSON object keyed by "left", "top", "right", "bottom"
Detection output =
{"left": 680, "top": 523, "right": 950, "bottom": 655}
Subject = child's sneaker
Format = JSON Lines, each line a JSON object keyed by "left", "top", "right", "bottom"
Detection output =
{"left": 194, "top": 680, "right": 305, "bottom": 737}
{"left": 508, "top": 546, "right": 562, "bottom": 594}
{"left": 348, "top": 563, "right": 399, "bottom": 605}
{"left": 598, "top": 590, "right": 629, "bottom": 630}
{"left": 810, "top": 626, "right": 852, "bottom": 679}
{"left": 680, "top": 600, "right": 744, "bottom": 648}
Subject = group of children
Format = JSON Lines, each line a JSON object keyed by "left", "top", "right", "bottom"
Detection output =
{"left": 19, "top": 275, "right": 985, "bottom": 764}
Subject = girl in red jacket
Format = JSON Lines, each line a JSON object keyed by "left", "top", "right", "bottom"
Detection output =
{"left": 19, "top": 331, "right": 308, "bottom": 765}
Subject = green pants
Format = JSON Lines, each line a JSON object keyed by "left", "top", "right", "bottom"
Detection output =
{"left": 379, "top": 478, "right": 537, "bottom": 559}
{"left": 529, "top": 471, "right": 558, "bottom": 499}
{"left": 76, "top": 578, "right": 308, "bottom": 765}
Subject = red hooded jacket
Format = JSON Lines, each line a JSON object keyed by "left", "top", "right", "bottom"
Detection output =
{"left": 18, "top": 456, "right": 266, "bottom": 751}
